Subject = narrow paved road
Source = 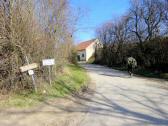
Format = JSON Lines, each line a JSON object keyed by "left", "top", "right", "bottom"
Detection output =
{"left": 79, "top": 64, "right": 168, "bottom": 126}
{"left": 0, "top": 64, "right": 168, "bottom": 126}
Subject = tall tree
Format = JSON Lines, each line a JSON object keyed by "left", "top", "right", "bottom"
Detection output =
{"left": 164, "top": 0, "right": 168, "bottom": 34}
{"left": 128, "top": 0, "right": 164, "bottom": 50}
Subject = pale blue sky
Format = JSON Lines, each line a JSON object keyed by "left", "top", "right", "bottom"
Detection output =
{"left": 70, "top": 0, "right": 130, "bottom": 43}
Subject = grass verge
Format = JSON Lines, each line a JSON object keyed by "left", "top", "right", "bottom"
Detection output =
{"left": 134, "top": 69, "right": 168, "bottom": 79}
{"left": 0, "top": 64, "right": 89, "bottom": 108}
{"left": 112, "top": 66, "right": 168, "bottom": 79}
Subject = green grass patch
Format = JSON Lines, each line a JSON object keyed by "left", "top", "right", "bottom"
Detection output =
{"left": 133, "top": 68, "right": 168, "bottom": 79}
{"left": 0, "top": 92, "right": 44, "bottom": 108}
{"left": 134, "top": 69, "right": 160, "bottom": 78}
{"left": 160, "top": 73, "right": 168, "bottom": 79}
{"left": 0, "top": 64, "right": 89, "bottom": 108}
{"left": 47, "top": 64, "right": 89, "bottom": 97}
{"left": 112, "top": 66, "right": 168, "bottom": 79}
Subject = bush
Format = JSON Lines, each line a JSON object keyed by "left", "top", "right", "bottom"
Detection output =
{"left": 69, "top": 48, "right": 78, "bottom": 65}
{"left": 0, "top": 0, "right": 75, "bottom": 93}
{"left": 95, "top": 37, "right": 168, "bottom": 73}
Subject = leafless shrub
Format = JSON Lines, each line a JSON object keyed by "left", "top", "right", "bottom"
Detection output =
{"left": 0, "top": 0, "right": 76, "bottom": 93}
{"left": 95, "top": 0, "right": 168, "bottom": 71}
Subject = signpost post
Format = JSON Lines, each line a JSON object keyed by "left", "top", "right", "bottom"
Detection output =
{"left": 42, "top": 59, "right": 55, "bottom": 85}
{"left": 20, "top": 56, "right": 38, "bottom": 92}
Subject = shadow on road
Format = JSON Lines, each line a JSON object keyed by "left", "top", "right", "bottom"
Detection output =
{"left": 50, "top": 87, "right": 168, "bottom": 125}
{"left": 1, "top": 83, "right": 168, "bottom": 126}
{"left": 1, "top": 64, "right": 168, "bottom": 126}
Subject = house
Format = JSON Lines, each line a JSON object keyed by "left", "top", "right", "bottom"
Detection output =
{"left": 77, "top": 39, "right": 102, "bottom": 62}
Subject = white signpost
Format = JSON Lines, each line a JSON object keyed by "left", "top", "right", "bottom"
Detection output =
{"left": 28, "top": 70, "right": 34, "bottom": 76}
{"left": 42, "top": 59, "right": 55, "bottom": 66}
{"left": 42, "top": 59, "right": 55, "bottom": 85}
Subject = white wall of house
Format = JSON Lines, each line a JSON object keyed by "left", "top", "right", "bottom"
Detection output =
{"left": 77, "top": 50, "right": 86, "bottom": 61}
{"left": 77, "top": 39, "right": 102, "bottom": 62}
{"left": 85, "top": 42, "right": 96, "bottom": 61}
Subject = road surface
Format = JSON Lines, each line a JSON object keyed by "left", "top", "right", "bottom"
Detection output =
{"left": 79, "top": 64, "right": 168, "bottom": 126}
{"left": 0, "top": 64, "right": 168, "bottom": 126}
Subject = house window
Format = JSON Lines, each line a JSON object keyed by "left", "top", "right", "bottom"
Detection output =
{"left": 82, "top": 54, "right": 85, "bottom": 57}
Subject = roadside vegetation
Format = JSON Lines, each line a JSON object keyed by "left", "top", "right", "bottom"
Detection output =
{"left": 95, "top": 0, "right": 168, "bottom": 79}
{"left": 0, "top": 0, "right": 89, "bottom": 108}
{"left": 0, "top": 0, "right": 81, "bottom": 93}
{"left": 112, "top": 66, "right": 168, "bottom": 79}
{"left": 0, "top": 64, "right": 89, "bottom": 108}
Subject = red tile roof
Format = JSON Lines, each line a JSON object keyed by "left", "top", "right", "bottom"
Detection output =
{"left": 77, "top": 39, "right": 96, "bottom": 51}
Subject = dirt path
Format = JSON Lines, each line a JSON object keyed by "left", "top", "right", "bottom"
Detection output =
{"left": 0, "top": 64, "right": 168, "bottom": 126}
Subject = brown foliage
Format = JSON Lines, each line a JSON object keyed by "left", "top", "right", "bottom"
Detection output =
{"left": 0, "top": 0, "right": 75, "bottom": 93}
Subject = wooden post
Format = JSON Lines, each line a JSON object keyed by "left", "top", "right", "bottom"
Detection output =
{"left": 42, "top": 59, "right": 55, "bottom": 85}
{"left": 25, "top": 56, "right": 37, "bottom": 92}
{"left": 48, "top": 66, "right": 51, "bottom": 85}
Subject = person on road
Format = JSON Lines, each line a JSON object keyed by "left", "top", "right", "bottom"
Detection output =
{"left": 127, "top": 57, "right": 137, "bottom": 77}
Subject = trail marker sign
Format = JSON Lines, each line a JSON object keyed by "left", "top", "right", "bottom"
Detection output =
{"left": 28, "top": 70, "right": 34, "bottom": 76}
{"left": 42, "top": 59, "right": 55, "bottom": 66}
{"left": 20, "top": 63, "right": 38, "bottom": 72}
{"left": 42, "top": 59, "right": 55, "bottom": 85}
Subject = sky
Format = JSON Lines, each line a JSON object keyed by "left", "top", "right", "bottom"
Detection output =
{"left": 70, "top": 0, "right": 130, "bottom": 43}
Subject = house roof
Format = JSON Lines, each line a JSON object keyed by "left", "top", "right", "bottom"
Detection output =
{"left": 77, "top": 39, "right": 96, "bottom": 51}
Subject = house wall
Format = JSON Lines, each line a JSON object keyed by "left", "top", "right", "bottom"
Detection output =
{"left": 77, "top": 50, "right": 86, "bottom": 61}
{"left": 77, "top": 39, "right": 102, "bottom": 62}
{"left": 85, "top": 42, "right": 96, "bottom": 61}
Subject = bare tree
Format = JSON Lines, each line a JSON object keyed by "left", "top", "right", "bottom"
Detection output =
{"left": 0, "top": 0, "right": 76, "bottom": 92}
{"left": 95, "top": 17, "right": 130, "bottom": 65}
{"left": 128, "top": 0, "right": 164, "bottom": 50}
{"left": 95, "top": 0, "right": 168, "bottom": 72}
{"left": 163, "top": 0, "right": 168, "bottom": 34}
